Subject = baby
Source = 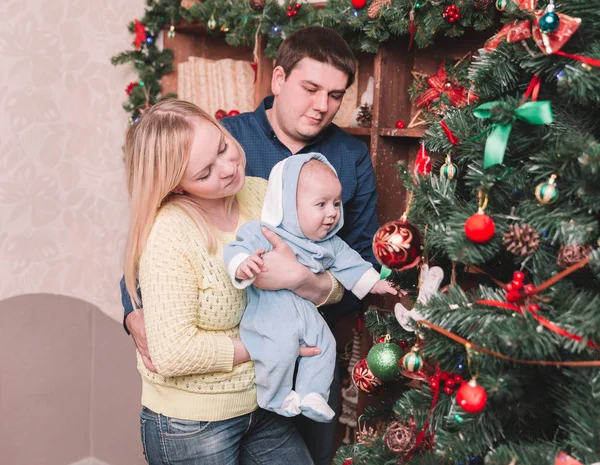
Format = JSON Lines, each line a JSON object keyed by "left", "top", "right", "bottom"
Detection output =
{"left": 223, "top": 153, "right": 398, "bottom": 423}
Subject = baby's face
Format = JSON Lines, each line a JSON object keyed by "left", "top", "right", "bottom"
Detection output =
{"left": 296, "top": 168, "right": 342, "bottom": 241}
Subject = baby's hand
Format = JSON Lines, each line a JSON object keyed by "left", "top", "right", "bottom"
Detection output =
{"left": 370, "top": 280, "right": 406, "bottom": 297}
{"left": 236, "top": 250, "right": 267, "bottom": 280}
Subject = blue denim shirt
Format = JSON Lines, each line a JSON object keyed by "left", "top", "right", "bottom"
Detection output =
{"left": 121, "top": 96, "right": 380, "bottom": 329}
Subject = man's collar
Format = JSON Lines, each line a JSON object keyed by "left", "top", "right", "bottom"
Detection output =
{"left": 254, "top": 96, "right": 326, "bottom": 148}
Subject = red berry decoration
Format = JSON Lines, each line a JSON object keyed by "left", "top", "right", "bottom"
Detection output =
{"left": 464, "top": 211, "right": 496, "bottom": 243}
{"left": 513, "top": 271, "right": 525, "bottom": 282}
{"left": 456, "top": 379, "right": 487, "bottom": 413}
{"left": 395, "top": 120, "right": 406, "bottom": 129}
{"left": 215, "top": 109, "right": 227, "bottom": 120}
{"left": 352, "top": 0, "right": 367, "bottom": 8}
{"left": 373, "top": 218, "right": 422, "bottom": 270}
{"left": 525, "top": 284, "right": 536, "bottom": 294}
{"left": 443, "top": 4, "right": 461, "bottom": 23}
{"left": 287, "top": 11, "right": 293, "bottom": 17}
{"left": 227, "top": 110, "right": 240, "bottom": 117}
{"left": 352, "top": 358, "right": 384, "bottom": 395}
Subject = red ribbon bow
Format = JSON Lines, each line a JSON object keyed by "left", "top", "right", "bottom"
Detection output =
{"left": 484, "top": 0, "right": 581, "bottom": 55}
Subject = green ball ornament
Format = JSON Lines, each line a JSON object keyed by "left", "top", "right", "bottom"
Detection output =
{"left": 535, "top": 174, "right": 558, "bottom": 205}
{"left": 367, "top": 342, "right": 402, "bottom": 382}
{"left": 495, "top": 0, "right": 508, "bottom": 11}
{"left": 539, "top": 11, "right": 560, "bottom": 33}
{"left": 401, "top": 345, "right": 423, "bottom": 373}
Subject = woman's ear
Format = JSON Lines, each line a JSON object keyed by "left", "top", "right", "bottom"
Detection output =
{"left": 173, "top": 187, "right": 185, "bottom": 195}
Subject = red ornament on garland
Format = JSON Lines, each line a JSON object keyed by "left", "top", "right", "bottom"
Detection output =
{"left": 352, "top": 0, "right": 367, "bottom": 8}
{"left": 373, "top": 217, "right": 422, "bottom": 270}
{"left": 443, "top": 4, "right": 461, "bottom": 23}
{"left": 215, "top": 109, "right": 228, "bottom": 120}
{"left": 465, "top": 210, "right": 495, "bottom": 243}
{"left": 227, "top": 110, "right": 240, "bottom": 117}
{"left": 395, "top": 120, "right": 406, "bottom": 129}
{"left": 413, "top": 141, "right": 432, "bottom": 178}
{"left": 125, "top": 82, "right": 138, "bottom": 96}
{"left": 456, "top": 379, "right": 487, "bottom": 413}
{"left": 133, "top": 19, "right": 147, "bottom": 50}
{"left": 352, "top": 358, "right": 384, "bottom": 395}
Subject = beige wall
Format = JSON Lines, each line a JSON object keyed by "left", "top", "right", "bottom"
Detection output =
{"left": 0, "top": 0, "right": 145, "bottom": 322}
{"left": 1, "top": 0, "right": 148, "bottom": 463}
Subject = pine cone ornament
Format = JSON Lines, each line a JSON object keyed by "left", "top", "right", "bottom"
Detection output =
{"left": 503, "top": 223, "right": 540, "bottom": 256}
{"left": 368, "top": 0, "right": 391, "bottom": 18}
{"left": 248, "top": 0, "right": 265, "bottom": 11}
{"left": 557, "top": 244, "right": 593, "bottom": 268}
{"left": 472, "top": 0, "right": 494, "bottom": 9}
{"left": 383, "top": 421, "right": 416, "bottom": 458}
{"left": 356, "top": 103, "right": 372, "bottom": 128}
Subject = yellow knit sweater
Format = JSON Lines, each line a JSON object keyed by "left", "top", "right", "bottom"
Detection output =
{"left": 137, "top": 177, "right": 267, "bottom": 421}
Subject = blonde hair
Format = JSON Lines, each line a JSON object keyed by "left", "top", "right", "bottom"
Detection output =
{"left": 123, "top": 99, "right": 246, "bottom": 307}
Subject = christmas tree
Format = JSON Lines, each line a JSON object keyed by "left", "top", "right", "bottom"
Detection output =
{"left": 336, "top": 1, "right": 600, "bottom": 464}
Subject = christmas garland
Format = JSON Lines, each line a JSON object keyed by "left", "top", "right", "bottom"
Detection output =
{"left": 111, "top": 0, "right": 499, "bottom": 121}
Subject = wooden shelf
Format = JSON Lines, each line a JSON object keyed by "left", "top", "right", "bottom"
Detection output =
{"left": 342, "top": 127, "right": 370, "bottom": 136}
{"left": 378, "top": 127, "right": 426, "bottom": 138}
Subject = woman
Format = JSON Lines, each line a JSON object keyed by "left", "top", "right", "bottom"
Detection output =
{"left": 123, "top": 99, "right": 342, "bottom": 465}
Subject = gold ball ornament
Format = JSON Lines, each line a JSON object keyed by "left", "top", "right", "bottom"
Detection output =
{"left": 495, "top": 0, "right": 508, "bottom": 11}
{"left": 207, "top": 14, "right": 217, "bottom": 30}
{"left": 440, "top": 155, "right": 458, "bottom": 180}
{"left": 535, "top": 174, "right": 558, "bottom": 205}
{"left": 400, "top": 345, "right": 423, "bottom": 373}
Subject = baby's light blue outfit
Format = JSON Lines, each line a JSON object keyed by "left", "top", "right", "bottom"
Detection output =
{"left": 223, "top": 153, "right": 380, "bottom": 423}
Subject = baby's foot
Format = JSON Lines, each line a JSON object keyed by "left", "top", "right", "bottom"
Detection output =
{"left": 279, "top": 390, "right": 301, "bottom": 416}
{"left": 300, "top": 393, "right": 335, "bottom": 423}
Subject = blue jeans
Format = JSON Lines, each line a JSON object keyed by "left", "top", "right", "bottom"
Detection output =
{"left": 294, "top": 357, "right": 341, "bottom": 465}
{"left": 140, "top": 407, "right": 314, "bottom": 465}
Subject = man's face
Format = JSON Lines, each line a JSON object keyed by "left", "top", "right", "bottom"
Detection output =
{"left": 271, "top": 57, "right": 348, "bottom": 143}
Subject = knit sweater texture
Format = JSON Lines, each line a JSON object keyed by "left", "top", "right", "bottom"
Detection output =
{"left": 137, "top": 177, "right": 267, "bottom": 421}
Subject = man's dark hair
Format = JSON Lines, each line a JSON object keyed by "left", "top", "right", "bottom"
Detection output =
{"left": 274, "top": 26, "right": 356, "bottom": 88}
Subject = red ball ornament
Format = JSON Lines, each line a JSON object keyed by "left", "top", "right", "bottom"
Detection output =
{"left": 294, "top": 2, "right": 300, "bottom": 9}
{"left": 453, "top": 374, "right": 464, "bottom": 385}
{"left": 395, "top": 120, "right": 406, "bottom": 129}
{"left": 215, "top": 109, "right": 227, "bottom": 120}
{"left": 352, "top": 358, "right": 384, "bottom": 395}
{"left": 511, "top": 279, "right": 523, "bottom": 290}
{"left": 444, "top": 385, "right": 454, "bottom": 395}
{"left": 506, "top": 290, "right": 521, "bottom": 303}
{"left": 352, "top": 0, "right": 367, "bottom": 8}
{"left": 373, "top": 218, "right": 422, "bottom": 270}
{"left": 287, "top": 4, "right": 293, "bottom": 10}
{"left": 227, "top": 110, "right": 240, "bottom": 117}
{"left": 287, "top": 11, "right": 293, "bottom": 17}
{"left": 513, "top": 271, "right": 525, "bottom": 282}
{"left": 456, "top": 379, "right": 487, "bottom": 413}
{"left": 464, "top": 212, "right": 496, "bottom": 243}
{"left": 525, "top": 284, "right": 536, "bottom": 294}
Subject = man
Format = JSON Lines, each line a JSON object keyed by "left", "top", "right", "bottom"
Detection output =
{"left": 122, "top": 26, "right": 379, "bottom": 465}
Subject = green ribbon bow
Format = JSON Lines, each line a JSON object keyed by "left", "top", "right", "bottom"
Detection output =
{"left": 473, "top": 100, "right": 553, "bottom": 168}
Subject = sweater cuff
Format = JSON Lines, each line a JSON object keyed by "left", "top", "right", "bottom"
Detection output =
{"left": 227, "top": 253, "right": 257, "bottom": 289}
{"left": 351, "top": 268, "right": 380, "bottom": 300}
{"left": 317, "top": 271, "right": 344, "bottom": 307}
{"left": 211, "top": 335, "right": 235, "bottom": 373}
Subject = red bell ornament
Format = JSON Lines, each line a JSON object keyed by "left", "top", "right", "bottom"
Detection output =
{"left": 465, "top": 210, "right": 495, "bottom": 243}
{"left": 373, "top": 217, "right": 422, "bottom": 270}
{"left": 456, "top": 379, "right": 487, "bottom": 413}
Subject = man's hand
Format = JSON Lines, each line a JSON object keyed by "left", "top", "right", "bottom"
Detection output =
{"left": 253, "top": 227, "right": 308, "bottom": 290}
{"left": 125, "top": 308, "right": 157, "bottom": 373}
{"left": 235, "top": 250, "right": 267, "bottom": 280}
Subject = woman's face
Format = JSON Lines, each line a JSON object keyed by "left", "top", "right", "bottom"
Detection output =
{"left": 178, "top": 118, "right": 245, "bottom": 200}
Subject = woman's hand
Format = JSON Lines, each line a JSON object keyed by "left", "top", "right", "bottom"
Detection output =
{"left": 231, "top": 338, "right": 321, "bottom": 365}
